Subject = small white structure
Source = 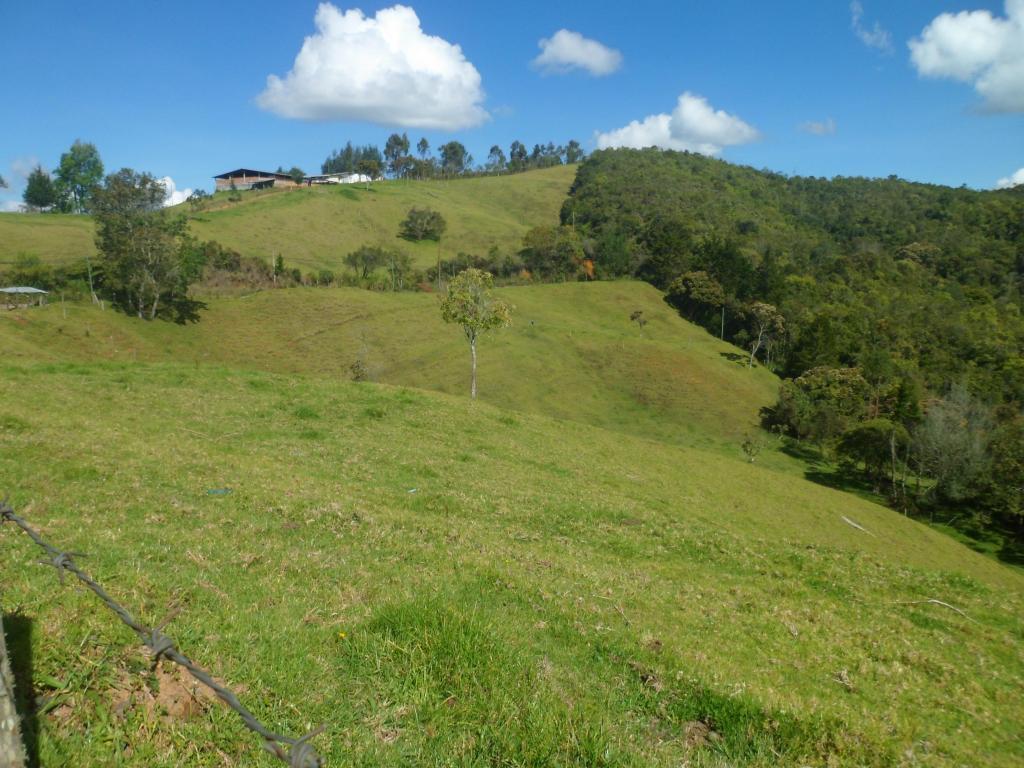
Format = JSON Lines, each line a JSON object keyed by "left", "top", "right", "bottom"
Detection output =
{"left": 1, "top": 286, "right": 48, "bottom": 308}
{"left": 304, "top": 172, "right": 375, "bottom": 185}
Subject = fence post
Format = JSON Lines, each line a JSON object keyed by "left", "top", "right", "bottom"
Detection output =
{"left": 0, "top": 613, "right": 27, "bottom": 768}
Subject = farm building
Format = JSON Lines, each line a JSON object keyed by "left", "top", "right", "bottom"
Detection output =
{"left": 213, "top": 169, "right": 300, "bottom": 192}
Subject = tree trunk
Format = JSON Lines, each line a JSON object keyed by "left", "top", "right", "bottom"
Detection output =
{"left": 748, "top": 329, "right": 764, "bottom": 368}
{"left": 470, "top": 337, "right": 477, "bottom": 400}
{"left": 149, "top": 294, "right": 160, "bottom": 320}
{"left": 86, "top": 257, "right": 99, "bottom": 305}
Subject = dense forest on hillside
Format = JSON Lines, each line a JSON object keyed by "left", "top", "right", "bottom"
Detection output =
{"left": 560, "top": 148, "right": 1024, "bottom": 547}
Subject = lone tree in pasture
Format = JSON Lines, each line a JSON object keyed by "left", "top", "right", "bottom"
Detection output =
{"left": 23, "top": 166, "right": 59, "bottom": 210}
{"left": 345, "top": 245, "right": 389, "bottom": 279}
{"left": 747, "top": 302, "right": 784, "bottom": 368}
{"left": 400, "top": 207, "right": 447, "bottom": 290}
{"left": 399, "top": 207, "right": 446, "bottom": 242}
{"left": 629, "top": 310, "right": 648, "bottom": 333}
{"left": 92, "top": 168, "right": 199, "bottom": 320}
{"left": 440, "top": 268, "right": 512, "bottom": 400}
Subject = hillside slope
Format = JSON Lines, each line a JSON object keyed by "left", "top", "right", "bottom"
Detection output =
{"left": 1, "top": 362, "right": 1021, "bottom": 766}
{"left": 0, "top": 212, "right": 95, "bottom": 267}
{"left": 0, "top": 165, "right": 575, "bottom": 272}
{"left": 0, "top": 281, "right": 780, "bottom": 458}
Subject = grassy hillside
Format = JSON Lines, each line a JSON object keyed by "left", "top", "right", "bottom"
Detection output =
{"left": 189, "top": 165, "right": 575, "bottom": 271}
{"left": 0, "top": 166, "right": 576, "bottom": 273}
{"left": 2, "top": 361, "right": 1021, "bottom": 766}
{"left": 0, "top": 281, "right": 782, "bottom": 458}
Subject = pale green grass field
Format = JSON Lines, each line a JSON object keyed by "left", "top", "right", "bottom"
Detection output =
{"left": 0, "top": 213, "right": 96, "bottom": 268}
{"left": 1, "top": 362, "right": 1021, "bottom": 766}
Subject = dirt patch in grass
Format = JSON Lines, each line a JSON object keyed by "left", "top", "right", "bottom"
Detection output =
{"left": 109, "top": 662, "right": 224, "bottom": 723}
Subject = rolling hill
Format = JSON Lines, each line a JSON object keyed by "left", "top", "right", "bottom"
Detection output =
{"left": 1, "top": 156, "right": 1022, "bottom": 767}
{"left": 0, "top": 281, "right": 781, "bottom": 461}
{"left": 0, "top": 165, "right": 576, "bottom": 273}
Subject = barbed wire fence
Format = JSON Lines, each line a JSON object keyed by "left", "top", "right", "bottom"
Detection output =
{"left": 0, "top": 500, "right": 325, "bottom": 767}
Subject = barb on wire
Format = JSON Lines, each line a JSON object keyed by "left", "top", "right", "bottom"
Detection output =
{"left": 1, "top": 500, "right": 325, "bottom": 767}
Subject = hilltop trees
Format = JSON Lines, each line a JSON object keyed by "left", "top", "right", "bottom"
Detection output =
{"left": 322, "top": 142, "right": 383, "bottom": 175}
{"left": 384, "top": 132, "right": 411, "bottom": 177}
{"left": 356, "top": 156, "right": 381, "bottom": 188}
{"left": 23, "top": 166, "right": 59, "bottom": 210}
{"left": 440, "top": 268, "right": 512, "bottom": 399}
{"left": 440, "top": 141, "right": 471, "bottom": 177}
{"left": 55, "top": 140, "right": 104, "bottom": 213}
{"left": 508, "top": 141, "right": 528, "bottom": 172}
{"left": 487, "top": 145, "right": 507, "bottom": 172}
{"left": 316, "top": 134, "right": 581, "bottom": 180}
{"left": 565, "top": 140, "right": 585, "bottom": 164}
{"left": 92, "top": 169, "right": 199, "bottom": 321}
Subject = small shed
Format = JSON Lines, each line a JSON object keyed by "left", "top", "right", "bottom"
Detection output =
{"left": 304, "top": 172, "right": 374, "bottom": 185}
{"left": 212, "top": 169, "right": 300, "bottom": 192}
{"left": 1, "top": 287, "right": 48, "bottom": 309}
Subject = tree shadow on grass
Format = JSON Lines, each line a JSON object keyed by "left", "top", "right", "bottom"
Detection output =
{"left": 3, "top": 611, "right": 38, "bottom": 768}
{"left": 718, "top": 351, "right": 747, "bottom": 366}
{"left": 778, "top": 440, "right": 890, "bottom": 505}
{"left": 803, "top": 467, "right": 888, "bottom": 504}
{"left": 997, "top": 538, "right": 1024, "bottom": 567}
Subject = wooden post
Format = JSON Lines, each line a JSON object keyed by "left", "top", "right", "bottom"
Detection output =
{"left": 0, "top": 614, "right": 27, "bottom": 768}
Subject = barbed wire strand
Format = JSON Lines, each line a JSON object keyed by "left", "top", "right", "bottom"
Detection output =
{"left": 0, "top": 501, "right": 325, "bottom": 767}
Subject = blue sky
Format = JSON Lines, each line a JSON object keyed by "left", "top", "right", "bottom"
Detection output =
{"left": 2, "top": 0, "right": 1022, "bottom": 209}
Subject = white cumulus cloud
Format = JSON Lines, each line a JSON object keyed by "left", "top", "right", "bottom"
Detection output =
{"left": 257, "top": 3, "right": 488, "bottom": 129}
{"left": 850, "top": 1, "right": 893, "bottom": 53}
{"left": 909, "top": 0, "right": 1024, "bottom": 112}
{"left": 800, "top": 117, "right": 837, "bottom": 135}
{"left": 159, "top": 176, "right": 192, "bottom": 207}
{"left": 595, "top": 92, "right": 758, "bottom": 155}
{"left": 532, "top": 29, "right": 622, "bottom": 76}
{"left": 996, "top": 166, "right": 1024, "bottom": 188}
